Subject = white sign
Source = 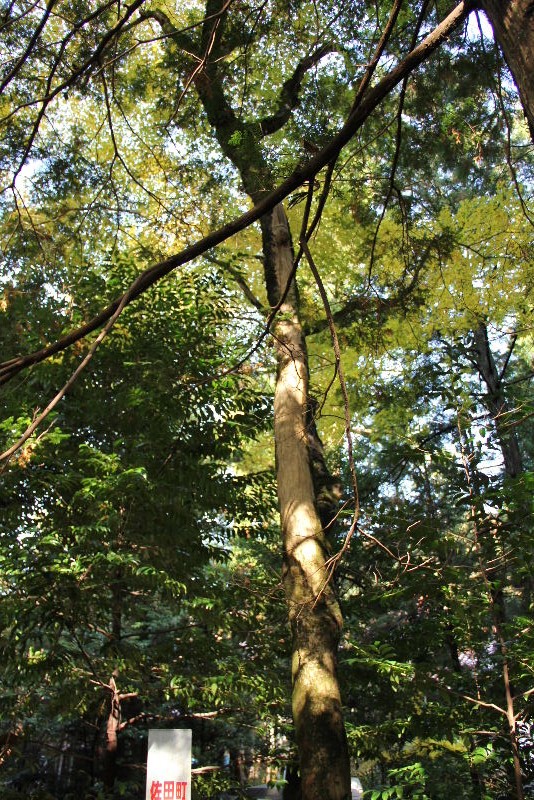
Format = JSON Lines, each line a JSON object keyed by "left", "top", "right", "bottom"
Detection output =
{"left": 146, "top": 729, "right": 192, "bottom": 800}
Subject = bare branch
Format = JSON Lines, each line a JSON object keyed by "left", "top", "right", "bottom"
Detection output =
{"left": 428, "top": 674, "right": 507, "bottom": 716}
{"left": 0, "top": 275, "right": 134, "bottom": 464}
{"left": 304, "top": 242, "right": 431, "bottom": 337}
{"left": 2, "top": 0, "right": 146, "bottom": 174}
{"left": 294, "top": 0, "right": 409, "bottom": 252}
{"left": 206, "top": 254, "right": 266, "bottom": 312}
{"left": 499, "top": 331, "right": 518, "bottom": 382}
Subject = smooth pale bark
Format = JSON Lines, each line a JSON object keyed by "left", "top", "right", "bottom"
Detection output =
{"left": 479, "top": 0, "right": 534, "bottom": 141}
{"left": 174, "top": 3, "right": 352, "bottom": 790}
{"left": 265, "top": 205, "right": 351, "bottom": 800}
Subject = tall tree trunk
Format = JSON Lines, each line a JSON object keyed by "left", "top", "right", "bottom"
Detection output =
{"left": 460, "top": 407, "right": 526, "bottom": 800}
{"left": 152, "top": 5, "right": 352, "bottom": 794}
{"left": 263, "top": 205, "right": 351, "bottom": 800}
{"left": 479, "top": 0, "right": 534, "bottom": 141}
{"left": 470, "top": 324, "right": 523, "bottom": 478}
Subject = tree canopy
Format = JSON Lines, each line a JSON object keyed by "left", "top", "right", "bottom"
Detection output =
{"left": 0, "top": 0, "right": 533, "bottom": 798}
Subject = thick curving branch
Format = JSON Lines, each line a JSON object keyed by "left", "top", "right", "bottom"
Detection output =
{"left": 258, "top": 43, "right": 336, "bottom": 136}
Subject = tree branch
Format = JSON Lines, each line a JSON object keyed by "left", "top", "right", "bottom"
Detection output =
{"left": 304, "top": 242, "right": 431, "bottom": 337}
{"left": 367, "top": 0, "right": 432, "bottom": 284}
{"left": 118, "top": 708, "right": 231, "bottom": 733}
{"left": 0, "top": 0, "right": 58, "bottom": 94}
{"left": 206, "top": 254, "right": 266, "bottom": 312}
{"left": 300, "top": 238, "right": 360, "bottom": 582}
{"left": 0, "top": 274, "right": 135, "bottom": 464}
{"left": 428, "top": 674, "right": 506, "bottom": 716}
{"left": 0, "top": 1, "right": 469, "bottom": 387}
{"left": 499, "top": 331, "right": 518, "bottom": 382}
{"left": 259, "top": 43, "right": 336, "bottom": 136}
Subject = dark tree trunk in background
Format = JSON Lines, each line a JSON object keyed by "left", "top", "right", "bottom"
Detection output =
{"left": 102, "top": 674, "right": 121, "bottom": 791}
{"left": 471, "top": 324, "right": 523, "bottom": 478}
{"left": 479, "top": 0, "right": 534, "bottom": 140}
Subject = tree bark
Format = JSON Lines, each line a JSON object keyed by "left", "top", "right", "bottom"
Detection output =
{"left": 167, "top": 2, "right": 352, "bottom": 793}
{"left": 264, "top": 204, "right": 351, "bottom": 800}
{"left": 102, "top": 673, "right": 121, "bottom": 791}
{"left": 479, "top": 0, "right": 534, "bottom": 141}
{"left": 470, "top": 324, "right": 523, "bottom": 478}
{"left": 103, "top": 569, "right": 124, "bottom": 790}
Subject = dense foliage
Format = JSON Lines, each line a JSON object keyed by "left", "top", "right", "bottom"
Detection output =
{"left": 0, "top": 0, "right": 533, "bottom": 798}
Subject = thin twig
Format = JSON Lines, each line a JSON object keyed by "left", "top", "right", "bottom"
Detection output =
{"left": 1, "top": 274, "right": 139, "bottom": 465}
{"left": 300, "top": 239, "right": 360, "bottom": 578}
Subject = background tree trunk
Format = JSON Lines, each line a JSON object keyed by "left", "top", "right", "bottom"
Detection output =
{"left": 102, "top": 674, "right": 120, "bottom": 791}
{"left": 479, "top": 0, "right": 534, "bottom": 141}
{"left": 471, "top": 324, "right": 523, "bottom": 478}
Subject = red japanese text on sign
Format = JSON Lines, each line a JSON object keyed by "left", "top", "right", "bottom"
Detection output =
{"left": 163, "top": 783, "right": 174, "bottom": 800}
{"left": 146, "top": 729, "right": 191, "bottom": 800}
{"left": 151, "top": 780, "right": 188, "bottom": 800}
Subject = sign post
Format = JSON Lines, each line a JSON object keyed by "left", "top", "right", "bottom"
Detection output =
{"left": 146, "top": 729, "right": 192, "bottom": 800}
